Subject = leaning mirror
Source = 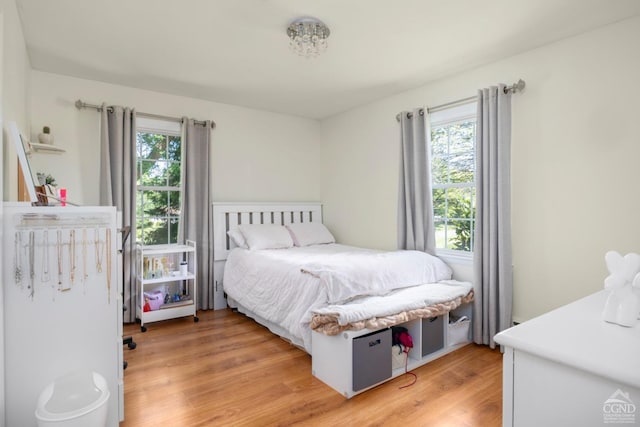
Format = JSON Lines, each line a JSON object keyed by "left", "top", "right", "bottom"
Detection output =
{"left": 8, "top": 121, "right": 38, "bottom": 203}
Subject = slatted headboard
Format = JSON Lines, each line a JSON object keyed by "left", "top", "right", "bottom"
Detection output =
{"left": 212, "top": 202, "right": 323, "bottom": 261}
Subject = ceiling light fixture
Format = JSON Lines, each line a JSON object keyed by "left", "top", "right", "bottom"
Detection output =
{"left": 286, "top": 17, "right": 330, "bottom": 58}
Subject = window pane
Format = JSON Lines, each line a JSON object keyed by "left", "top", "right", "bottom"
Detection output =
{"left": 446, "top": 188, "right": 473, "bottom": 220}
{"left": 168, "top": 191, "right": 181, "bottom": 216}
{"left": 141, "top": 190, "right": 169, "bottom": 216}
{"left": 144, "top": 217, "right": 169, "bottom": 245}
{"left": 431, "top": 127, "right": 448, "bottom": 184}
{"left": 137, "top": 133, "right": 167, "bottom": 160}
{"left": 136, "top": 225, "right": 144, "bottom": 244}
{"left": 433, "top": 188, "right": 446, "bottom": 218}
{"left": 139, "top": 160, "right": 163, "bottom": 186}
{"left": 447, "top": 220, "right": 472, "bottom": 251}
{"left": 136, "top": 129, "right": 182, "bottom": 246}
{"left": 431, "top": 157, "right": 448, "bottom": 185}
{"left": 444, "top": 222, "right": 456, "bottom": 250}
{"left": 431, "top": 128, "right": 447, "bottom": 156}
{"left": 449, "top": 122, "right": 474, "bottom": 153}
{"left": 169, "top": 217, "right": 180, "bottom": 244}
{"left": 449, "top": 152, "right": 474, "bottom": 183}
{"left": 449, "top": 123, "right": 474, "bottom": 184}
{"left": 167, "top": 137, "right": 181, "bottom": 161}
{"left": 434, "top": 220, "right": 446, "bottom": 249}
{"left": 136, "top": 188, "right": 143, "bottom": 213}
{"left": 137, "top": 133, "right": 153, "bottom": 158}
{"left": 429, "top": 117, "right": 476, "bottom": 253}
{"left": 167, "top": 161, "right": 181, "bottom": 187}
{"left": 470, "top": 187, "right": 476, "bottom": 218}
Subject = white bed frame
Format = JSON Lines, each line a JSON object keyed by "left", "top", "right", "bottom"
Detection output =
{"left": 211, "top": 202, "right": 472, "bottom": 398}
{"left": 211, "top": 202, "right": 324, "bottom": 348}
{"left": 213, "top": 202, "right": 323, "bottom": 261}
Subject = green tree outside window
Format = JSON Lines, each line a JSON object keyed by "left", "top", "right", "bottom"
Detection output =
{"left": 136, "top": 131, "right": 182, "bottom": 245}
{"left": 431, "top": 120, "right": 476, "bottom": 252}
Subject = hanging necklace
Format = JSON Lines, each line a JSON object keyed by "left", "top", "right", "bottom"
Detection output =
{"left": 57, "top": 229, "right": 63, "bottom": 290}
{"left": 105, "top": 229, "right": 112, "bottom": 303}
{"left": 95, "top": 228, "right": 103, "bottom": 273}
{"left": 14, "top": 231, "right": 23, "bottom": 286}
{"left": 69, "top": 229, "right": 76, "bottom": 286}
{"left": 28, "top": 231, "right": 35, "bottom": 299}
{"left": 82, "top": 228, "right": 88, "bottom": 288}
{"left": 41, "top": 230, "right": 50, "bottom": 283}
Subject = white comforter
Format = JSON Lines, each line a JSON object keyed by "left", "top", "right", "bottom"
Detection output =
{"left": 223, "top": 244, "right": 459, "bottom": 353}
{"left": 301, "top": 249, "right": 452, "bottom": 303}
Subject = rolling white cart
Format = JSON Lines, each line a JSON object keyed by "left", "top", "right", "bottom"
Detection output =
{"left": 135, "top": 241, "right": 198, "bottom": 331}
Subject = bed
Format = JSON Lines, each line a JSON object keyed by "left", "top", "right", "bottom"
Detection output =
{"left": 213, "top": 202, "right": 474, "bottom": 396}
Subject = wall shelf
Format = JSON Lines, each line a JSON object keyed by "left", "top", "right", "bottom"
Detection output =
{"left": 28, "top": 141, "right": 65, "bottom": 154}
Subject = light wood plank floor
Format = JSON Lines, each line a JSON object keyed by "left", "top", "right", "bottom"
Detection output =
{"left": 120, "top": 309, "right": 502, "bottom": 426}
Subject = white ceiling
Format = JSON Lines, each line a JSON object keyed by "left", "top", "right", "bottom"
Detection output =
{"left": 16, "top": 0, "right": 640, "bottom": 119}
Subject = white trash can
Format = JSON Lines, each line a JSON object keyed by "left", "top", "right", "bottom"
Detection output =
{"left": 35, "top": 370, "right": 110, "bottom": 427}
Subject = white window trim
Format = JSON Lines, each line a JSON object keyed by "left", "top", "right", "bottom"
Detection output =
{"left": 431, "top": 101, "right": 477, "bottom": 257}
{"left": 136, "top": 119, "right": 183, "bottom": 245}
{"left": 430, "top": 101, "right": 476, "bottom": 126}
{"left": 436, "top": 248, "right": 473, "bottom": 266}
{"left": 137, "top": 117, "right": 181, "bottom": 136}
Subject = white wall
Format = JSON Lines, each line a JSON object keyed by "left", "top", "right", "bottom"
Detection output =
{"left": 16, "top": 5, "right": 640, "bottom": 327}
{"left": 0, "top": 8, "right": 4, "bottom": 426}
{"left": 320, "top": 16, "right": 640, "bottom": 323}
{"left": 2, "top": 0, "right": 29, "bottom": 200}
{"left": 1, "top": 0, "right": 31, "bottom": 424}
{"left": 29, "top": 71, "right": 322, "bottom": 206}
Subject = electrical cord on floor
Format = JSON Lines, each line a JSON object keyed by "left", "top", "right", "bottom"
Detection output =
{"left": 398, "top": 348, "right": 417, "bottom": 389}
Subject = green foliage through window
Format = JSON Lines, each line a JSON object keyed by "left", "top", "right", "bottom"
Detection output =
{"left": 136, "top": 131, "right": 182, "bottom": 245}
{"left": 431, "top": 119, "right": 476, "bottom": 252}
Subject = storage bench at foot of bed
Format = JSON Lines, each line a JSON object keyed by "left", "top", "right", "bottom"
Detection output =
{"left": 311, "top": 303, "right": 472, "bottom": 398}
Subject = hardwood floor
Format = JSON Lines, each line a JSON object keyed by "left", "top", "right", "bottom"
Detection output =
{"left": 120, "top": 309, "right": 502, "bottom": 426}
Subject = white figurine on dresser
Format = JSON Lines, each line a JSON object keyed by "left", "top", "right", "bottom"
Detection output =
{"left": 602, "top": 251, "right": 640, "bottom": 327}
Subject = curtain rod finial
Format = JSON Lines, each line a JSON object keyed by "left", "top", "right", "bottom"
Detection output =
{"left": 75, "top": 100, "right": 84, "bottom": 110}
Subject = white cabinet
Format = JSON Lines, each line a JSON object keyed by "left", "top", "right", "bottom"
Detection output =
{"left": 312, "top": 303, "right": 472, "bottom": 398}
{"left": 2, "top": 204, "right": 123, "bottom": 425}
{"left": 495, "top": 291, "right": 640, "bottom": 427}
{"left": 135, "top": 241, "right": 198, "bottom": 331}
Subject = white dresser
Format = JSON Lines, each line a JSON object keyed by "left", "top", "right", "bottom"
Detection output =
{"left": 494, "top": 290, "right": 640, "bottom": 427}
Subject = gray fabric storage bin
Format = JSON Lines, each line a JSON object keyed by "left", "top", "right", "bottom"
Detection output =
{"left": 352, "top": 329, "right": 392, "bottom": 391}
{"left": 422, "top": 316, "right": 444, "bottom": 356}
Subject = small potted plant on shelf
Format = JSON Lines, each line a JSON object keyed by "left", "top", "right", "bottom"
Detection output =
{"left": 36, "top": 172, "right": 58, "bottom": 200}
{"left": 38, "top": 126, "right": 54, "bottom": 145}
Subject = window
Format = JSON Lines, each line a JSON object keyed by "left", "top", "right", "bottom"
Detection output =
{"left": 430, "top": 103, "right": 477, "bottom": 254}
{"left": 136, "top": 118, "right": 182, "bottom": 245}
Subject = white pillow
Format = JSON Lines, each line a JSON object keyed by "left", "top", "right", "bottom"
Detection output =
{"left": 237, "top": 224, "right": 294, "bottom": 250}
{"left": 286, "top": 222, "right": 335, "bottom": 247}
{"left": 227, "top": 229, "right": 248, "bottom": 249}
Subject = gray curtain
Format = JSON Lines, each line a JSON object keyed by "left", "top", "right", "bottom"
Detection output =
{"left": 178, "top": 118, "right": 214, "bottom": 310}
{"left": 473, "top": 85, "right": 513, "bottom": 348}
{"left": 99, "top": 105, "right": 137, "bottom": 322}
{"left": 398, "top": 108, "right": 436, "bottom": 254}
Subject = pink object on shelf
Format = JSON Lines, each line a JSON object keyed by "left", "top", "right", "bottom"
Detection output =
{"left": 59, "top": 187, "right": 67, "bottom": 206}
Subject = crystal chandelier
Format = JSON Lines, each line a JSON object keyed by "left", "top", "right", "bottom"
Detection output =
{"left": 286, "top": 17, "right": 330, "bottom": 58}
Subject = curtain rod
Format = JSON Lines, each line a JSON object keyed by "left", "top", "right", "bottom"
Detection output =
{"left": 396, "top": 79, "right": 526, "bottom": 122}
{"left": 75, "top": 100, "right": 216, "bottom": 129}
